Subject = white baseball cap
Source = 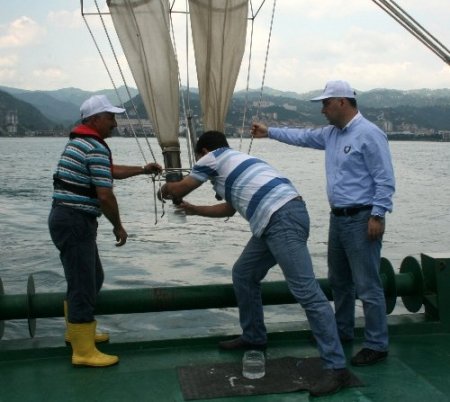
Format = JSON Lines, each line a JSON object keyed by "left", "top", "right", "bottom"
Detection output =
{"left": 80, "top": 95, "right": 126, "bottom": 119}
{"left": 310, "top": 80, "right": 356, "bottom": 102}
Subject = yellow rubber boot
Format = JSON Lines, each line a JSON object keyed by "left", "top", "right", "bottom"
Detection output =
{"left": 64, "top": 301, "right": 109, "bottom": 343}
{"left": 68, "top": 321, "right": 119, "bottom": 367}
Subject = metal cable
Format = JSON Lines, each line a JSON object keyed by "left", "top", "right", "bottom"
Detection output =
{"left": 372, "top": 0, "right": 450, "bottom": 65}
{"left": 169, "top": 4, "right": 196, "bottom": 169}
{"left": 121, "top": 0, "right": 161, "bottom": 162}
{"left": 248, "top": 0, "right": 277, "bottom": 155}
{"left": 82, "top": 13, "right": 149, "bottom": 164}
{"left": 238, "top": 14, "right": 255, "bottom": 152}
{"left": 86, "top": 1, "right": 162, "bottom": 221}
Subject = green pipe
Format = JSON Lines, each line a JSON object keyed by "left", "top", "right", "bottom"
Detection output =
{"left": 0, "top": 273, "right": 409, "bottom": 321}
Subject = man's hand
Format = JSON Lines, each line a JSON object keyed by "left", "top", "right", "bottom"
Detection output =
{"left": 179, "top": 201, "right": 197, "bottom": 215}
{"left": 368, "top": 216, "right": 385, "bottom": 241}
{"left": 251, "top": 122, "right": 269, "bottom": 138}
{"left": 158, "top": 177, "right": 202, "bottom": 202}
{"left": 157, "top": 183, "right": 171, "bottom": 201}
{"left": 143, "top": 163, "right": 163, "bottom": 175}
{"left": 113, "top": 225, "right": 128, "bottom": 247}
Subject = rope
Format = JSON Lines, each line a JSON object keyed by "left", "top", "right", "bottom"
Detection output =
{"left": 82, "top": 13, "right": 149, "bottom": 164}
{"left": 372, "top": 0, "right": 450, "bottom": 65}
{"left": 238, "top": 14, "right": 255, "bottom": 153}
{"left": 86, "top": 1, "right": 162, "bottom": 222}
{"left": 169, "top": 3, "right": 196, "bottom": 169}
{"left": 247, "top": 0, "right": 277, "bottom": 155}
{"left": 88, "top": 1, "right": 159, "bottom": 165}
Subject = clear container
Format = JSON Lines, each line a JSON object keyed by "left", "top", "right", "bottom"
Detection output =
{"left": 242, "top": 350, "right": 265, "bottom": 379}
{"left": 167, "top": 204, "right": 186, "bottom": 224}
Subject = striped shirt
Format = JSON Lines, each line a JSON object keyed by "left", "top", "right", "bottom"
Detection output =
{"left": 52, "top": 137, "right": 113, "bottom": 216}
{"left": 189, "top": 148, "right": 299, "bottom": 237}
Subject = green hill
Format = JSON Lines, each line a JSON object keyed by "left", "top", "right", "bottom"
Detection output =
{"left": 0, "top": 90, "right": 56, "bottom": 135}
{"left": 1, "top": 85, "right": 450, "bottom": 136}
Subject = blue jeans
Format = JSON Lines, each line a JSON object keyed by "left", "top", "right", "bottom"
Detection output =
{"left": 48, "top": 205, "right": 104, "bottom": 323}
{"left": 328, "top": 209, "right": 388, "bottom": 351}
{"left": 232, "top": 199, "right": 346, "bottom": 369}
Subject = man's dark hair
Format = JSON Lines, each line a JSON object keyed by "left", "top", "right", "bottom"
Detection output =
{"left": 195, "top": 131, "right": 230, "bottom": 153}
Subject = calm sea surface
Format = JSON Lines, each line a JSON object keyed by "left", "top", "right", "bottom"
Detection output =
{"left": 1, "top": 137, "right": 449, "bottom": 340}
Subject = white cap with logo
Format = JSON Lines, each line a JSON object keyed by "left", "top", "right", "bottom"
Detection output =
{"left": 80, "top": 95, "right": 126, "bottom": 119}
{"left": 310, "top": 80, "right": 356, "bottom": 102}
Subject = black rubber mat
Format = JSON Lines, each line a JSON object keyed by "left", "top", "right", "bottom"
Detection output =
{"left": 177, "top": 356, "right": 363, "bottom": 400}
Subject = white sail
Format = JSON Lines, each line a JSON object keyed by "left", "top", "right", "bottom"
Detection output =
{"left": 108, "top": 0, "right": 249, "bottom": 163}
{"left": 108, "top": 0, "right": 180, "bottom": 161}
{"left": 189, "top": 0, "right": 248, "bottom": 133}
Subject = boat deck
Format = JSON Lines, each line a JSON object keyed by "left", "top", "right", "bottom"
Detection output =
{"left": 1, "top": 314, "right": 449, "bottom": 402}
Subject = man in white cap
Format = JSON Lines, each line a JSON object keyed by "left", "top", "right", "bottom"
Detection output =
{"left": 48, "top": 95, "right": 162, "bottom": 367}
{"left": 252, "top": 80, "right": 395, "bottom": 367}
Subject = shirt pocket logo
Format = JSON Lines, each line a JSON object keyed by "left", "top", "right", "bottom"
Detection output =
{"left": 344, "top": 145, "right": 352, "bottom": 154}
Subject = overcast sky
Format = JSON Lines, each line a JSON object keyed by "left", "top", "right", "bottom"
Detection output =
{"left": 1, "top": 0, "right": 449, "bottom": 94}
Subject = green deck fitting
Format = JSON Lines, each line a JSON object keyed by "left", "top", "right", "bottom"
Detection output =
{"left": 422, "top": 253, "right": 450, "bottom": 328}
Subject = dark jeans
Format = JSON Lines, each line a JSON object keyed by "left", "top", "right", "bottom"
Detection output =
{"left": 328, "top": 209, "right": 388, "bottom": 351}
{"left": 232, "top": 199, "right": 346, "bottom": 369}
{"left": 48, "top": 205, "right": 104, "bottom": 323}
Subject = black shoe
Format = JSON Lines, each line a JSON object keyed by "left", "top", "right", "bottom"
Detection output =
{"left": 218, "top": 337, "right": 267, "bottom": 351}
{"left": 309, "top": 368, "right": 351, "bottom": 397}
{"left": 351, "top": 348, "right": 388, "bottom": 366}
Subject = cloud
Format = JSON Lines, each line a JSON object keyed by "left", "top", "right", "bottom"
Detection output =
{"left": 0, "top": 16, "right": 45, "bottom": 48}
{"left": 0, "top": 54, "right": 18, "bottom": 86}
{"left": 0, "top": 54, "right": 17, "bottom": 67}
{"left": 47, "top": 10, "right": 83, "bottom": 29}
{"left": 32, "top": 67, "right": 67, "bottom": 81}
{"left": 0, "top": 67, "right": 17, "bottom": 83}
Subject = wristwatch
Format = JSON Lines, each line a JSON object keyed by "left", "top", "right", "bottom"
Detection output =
{"left": 370, "top": 214, "right": 385, "bottom": 221}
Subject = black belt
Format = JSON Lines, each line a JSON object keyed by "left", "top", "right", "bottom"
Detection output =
{"left": 53, "top": 175, "right": 97, "bottom": 198}
{"left": 331, "top": 205, "right": 372, "bottom": 216}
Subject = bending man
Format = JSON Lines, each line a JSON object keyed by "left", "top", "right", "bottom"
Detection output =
{"left": 159, "top": 130, "right": 350, "bottom": 397}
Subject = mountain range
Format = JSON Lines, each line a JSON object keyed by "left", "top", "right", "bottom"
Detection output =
{"left": 1, "top": 85, "right": 450, "bottom": 135}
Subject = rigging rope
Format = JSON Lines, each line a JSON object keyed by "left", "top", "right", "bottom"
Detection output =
{"left": 372, "top": 0, "right": 450, "bottom": 65}
{"left": 91, "top": 1, "right": 159, "bottom": 165}
{"left": 238, "top": 11, "right": 255, "bottom": 153}
{"left": 168, "top": 3, "right": 196, "bottom": 169}
{"left": 84, "top": 1, "right": 162, "bottom": 223}
{"left": 247, "top": 0, "right": 277, "bottom": 155}
{"left": 82, "top": 13, "right": 149, "bottom": 165}
{"left": 239, "top": 0, "right": 271, "bottom": 153}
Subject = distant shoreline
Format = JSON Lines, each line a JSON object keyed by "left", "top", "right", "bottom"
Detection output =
{"left": 1, "top": 134, "right": 450, "bottom": 142}
{"left": 387, "top": 133, "right": 450, "bottom": 142}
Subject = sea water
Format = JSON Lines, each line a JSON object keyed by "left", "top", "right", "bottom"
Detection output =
{"left": 0, "top": 137, "right": 449, "bottom": 340}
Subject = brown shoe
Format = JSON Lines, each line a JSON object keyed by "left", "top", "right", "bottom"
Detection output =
{"left": 218, "top": 337, "right": 267, "bottom": 351}
{"left": 351, "top": 348, "right": 388, "bottom": 366}
{"left": 309, "top": 368, "right": 351, "bottom": 397}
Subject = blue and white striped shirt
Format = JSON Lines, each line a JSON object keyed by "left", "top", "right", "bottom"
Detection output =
{"left": 269, "top": 112, "right": 395, "bottom": 216}
{"left": 190, "top": 148, "right": 299, "bottom": 237}
{"left": 52, "top": 137, "right": 113, "bottom": 216}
